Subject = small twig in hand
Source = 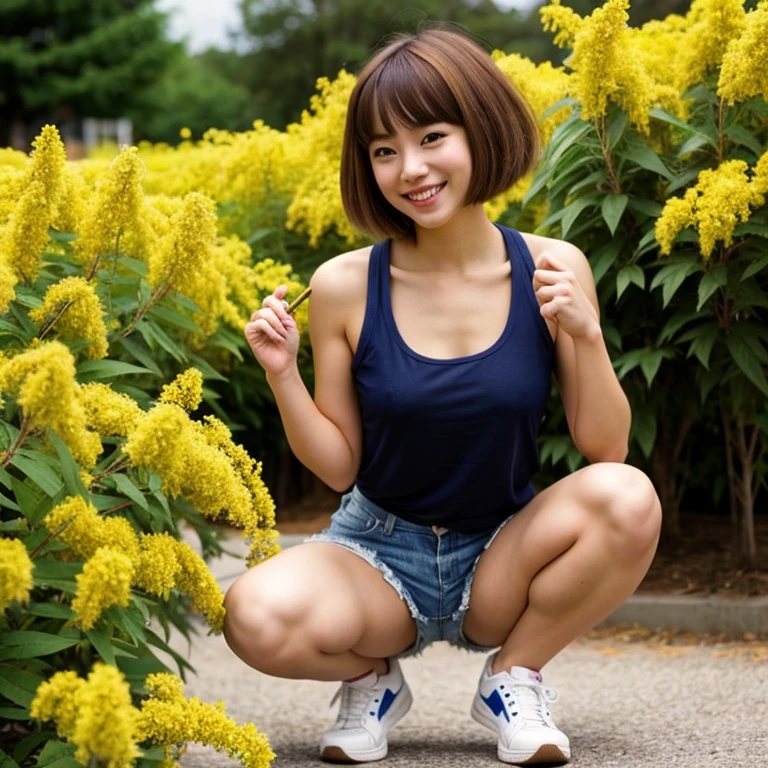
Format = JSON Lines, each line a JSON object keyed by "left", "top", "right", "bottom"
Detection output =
{"left": 286, "top": 287, "right": 312, "bottom": 315}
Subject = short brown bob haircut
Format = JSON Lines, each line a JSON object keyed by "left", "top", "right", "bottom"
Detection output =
{"left": 341, "top": 27, "right": 541, "bottom": 241}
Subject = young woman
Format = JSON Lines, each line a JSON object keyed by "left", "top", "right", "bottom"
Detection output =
{"left": 224, "top": 28, "right": 662, "bottom": 766}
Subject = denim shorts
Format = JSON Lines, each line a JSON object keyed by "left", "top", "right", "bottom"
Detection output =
{"left": 303, "top": 486, "right": 517, "bottom": 659}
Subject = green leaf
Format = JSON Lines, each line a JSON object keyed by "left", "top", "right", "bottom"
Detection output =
{"left": 650, "top": 259, "right": 701, "bottom": 308}
{"left": 0, "top": 632, "right": 80, "bottom": 660}
{"left": 1, "top": 747, "right": 21, "bottom": 767}
{"left": 741, "top": 254, "right": 768, "bottom": 281}
{"left": 8, "top": 455, "right": 61, "bottom": 497}
{"left": 590, "top": 240, "right": 623, "bottom": 286}
{"left": 12, "top": 731, "right": 50, "bottom": 764}
{"left": 666, "top": 163, "right": 709, "bottom": 195}
{"left": 76, "top": 359, "right": 157, "bottom": 381}
{"left": 727, "top": 329, "right": 768, "bottom": 395}
{"left": 616, "top": 265, "right": 645, "bottom": 300}
{"left": 602, "top": 194, "right": 628, "bottom": 236}
{"left": 137, "top": 320, "right": 187, "bottom": 363}
{"left": 724, "top": 124, "right": 763, "bottom": 157}
{"left": 657, "top": 309, "right": 703, "bottom": 344}
{"left": 561, "top": 195, "right": 600, "bottom": 238}
{"left": 118, "top": 255, "right": 149, "bottom": 277}
{"left": 546, "top": 116, "right": 593, "bottom": 170}
{"left": 25, "top": 602, "right": 75, "bottom": 619}
{"left": 0, "top": 665, "right": 44, "bottom": 708}
{"left": 0, "top": 706, "right": 29, "bottom": 720}
{"left": 697, "top": 268, "right": 727, "bottom": 311}
{"left": 111, "top": 473, "right": 149, "bottom": 511}
{"left": 619, "top": 143, "right": 674, "bottom": 181}
{"left": 676, "top": 133, "right": 713, "bottom": 157}
{"left": 34, "top": 740, "right": 77, "bottom": 767}
{"left": 631, "top": 408, "right": 658, "bottom": 459}
{"left": 47, "top": 430, "right": 88, "bottom": 498}
{"left": 147, "top": 304, "right": 203, "bottom": 334}
{"left": 627, "top": 198, "right": 663, "bottom": 218}
{"left": 733, "top": 222, "right": 768, "bottom": 239}
{"left": 116, "top": 336, "right": 163, "bottom": 375}
{"left": 682, "top": 323, "right": 719, "bottom": 369}
{"left": 606, "top": 110, "right": 628, "bottom": 149}
{"left": 86, "top": 628, "right": 117, "bottom": 666}
{"left": 189, "top": 353, "right": 228, "bottom": 382}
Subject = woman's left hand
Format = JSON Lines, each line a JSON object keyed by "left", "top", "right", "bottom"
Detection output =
{"left": 533, "top": 251, "right": 600, "bottom": 340}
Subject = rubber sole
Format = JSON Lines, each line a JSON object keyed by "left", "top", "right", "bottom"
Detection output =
{"left": 471, "top": 695, "right": 570, "bottom": 765}
{"left": 320, "top": 684, "right": 413, "bottom": 763}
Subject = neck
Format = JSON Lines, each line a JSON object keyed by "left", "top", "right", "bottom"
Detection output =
{"left": 397, "top": 206, "right": 504, "bottom": 273}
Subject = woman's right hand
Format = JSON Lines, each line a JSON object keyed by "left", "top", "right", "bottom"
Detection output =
{"left": 244, "top": 285, "right": 300, "bottom": 378}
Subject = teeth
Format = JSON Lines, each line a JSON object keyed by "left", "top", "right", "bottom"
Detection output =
{"left": 407, "top": 184, "right": 443, "bottom": 201}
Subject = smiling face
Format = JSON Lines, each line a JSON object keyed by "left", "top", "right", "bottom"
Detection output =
{"left": 368, "top": 120, "right": 473, "bottom": 232}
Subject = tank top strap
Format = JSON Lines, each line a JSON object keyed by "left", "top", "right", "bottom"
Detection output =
{"left": 351, "top": 239, "right": 390, "bottom": 371}
{"left": 501, "top": 226, "right": 553, "bottom": 351}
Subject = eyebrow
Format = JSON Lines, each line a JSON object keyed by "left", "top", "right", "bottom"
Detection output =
{"left": 370, "top": 132, "right": 392, "bottom": 142}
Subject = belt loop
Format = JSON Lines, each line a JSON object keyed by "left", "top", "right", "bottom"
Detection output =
{"left": 383, "top": 513, "right": 396, "bottom": 536}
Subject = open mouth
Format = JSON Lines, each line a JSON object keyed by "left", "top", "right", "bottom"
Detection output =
{"left": 404, "top": 182, "right": 446, "bottom": 202}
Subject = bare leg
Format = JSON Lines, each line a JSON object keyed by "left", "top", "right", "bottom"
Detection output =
{"left": 462, "top": 463, "right": 661, "bottom": 673}
{"left": 223, "top": 542, "right": 417, "bottom": 681}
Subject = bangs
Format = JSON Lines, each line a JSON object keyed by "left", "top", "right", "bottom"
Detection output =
{"left": 356, "top": 50, "right": 464, "bottom": 146}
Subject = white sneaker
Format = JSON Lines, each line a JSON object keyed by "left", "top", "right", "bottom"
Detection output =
{"left": 471, "top": 655, "right": 570, "bottom": 765}
{"left": 320, "top": 658, "right": 412, "bottom": 763}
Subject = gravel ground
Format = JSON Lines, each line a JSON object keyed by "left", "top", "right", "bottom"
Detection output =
{"left": 178, "top": 631, "right": 767, "bottom": 768}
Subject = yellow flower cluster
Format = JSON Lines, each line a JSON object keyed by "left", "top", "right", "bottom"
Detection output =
{"left": 285, "top": 72, "right": 360, "bottom": 246}
{"left": 718, "top": 0, "right": 768, "bottom": 105}
{"left": 44, "top": 496, "right": 227, "bottom": 631}
{"left": 74, "top": 146, "right": 147, "bottom": 268}
{"left": 0, "top": 537, "right": 34, "bottom": 612}
{"left": 0, "top": 341, "right": 102, "bottom": 466}
{"left": 0, "top": 126, "right": 67, "bottom": 303}
{"left": 71, "top": 547, "right": 133, "bottom": 630}
{"left": 31, "top": 664, "right": 140, "bottom": 768}
{"left": 29, "top": 276, "right": 109, "bottom": 359}
{"left": 159, "top": 368, "right": 204, "bottom": 412}
{"left": 540, "top": 0, "right": 685, "bottom": 132}
{"left": 32, "top": 667, "right": 275, "bottom": 768}
{"left": 138, "top": 673, "right": 275, "bottom": 768}
{"left": 124, "top": 403, "right": 278, "bottom": 566}
{"left": 656, "top": 153, "right": 768, "bottom": 258}
{"left": 676, "top": 0, "right": 746, "bottom": 92}
{"left": 148, "top": 192, "right": 217, "bottom": 294}
{"left": 79, "top": 382, "right": 144, "bottom": 436}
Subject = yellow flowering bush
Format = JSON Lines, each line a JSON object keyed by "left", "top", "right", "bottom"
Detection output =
{"left": 0, "top": 126, "right": 289, "bottom": 766}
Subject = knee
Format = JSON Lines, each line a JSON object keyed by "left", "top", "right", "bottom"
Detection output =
{"left": 584, "top": 463, "right": 662, "bottom": 558}
{"left": 223, "top": 576, "right": 307, "bottom": 673}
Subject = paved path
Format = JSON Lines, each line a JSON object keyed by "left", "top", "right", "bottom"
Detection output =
{"left": 178, "top": 630, "right": 767, "bottom": 768}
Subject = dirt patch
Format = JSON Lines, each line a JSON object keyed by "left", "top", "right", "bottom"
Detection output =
{"left": 275, "top": 498, "right": 768, "bottom": 599}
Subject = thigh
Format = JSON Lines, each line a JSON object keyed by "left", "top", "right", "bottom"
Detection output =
{"left": 462, "top": 463, "right": 659, "bottom": 646}
{"left": 226, "top": 541, "right": 417, "bottom": 658}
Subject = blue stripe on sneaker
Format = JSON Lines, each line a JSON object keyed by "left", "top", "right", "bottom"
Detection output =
{"left": 481, "top": 690, "right": 510, "bottom": 722}
{"left": 377, "top": 685, "right": 402, "bottom": 719}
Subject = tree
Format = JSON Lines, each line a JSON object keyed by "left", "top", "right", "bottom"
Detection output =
{"left": 128, "top": 53, "right": 253, "bottom": 144}
{"left": 0, "top": 0, "right": 179, "bottom": 147}
{"left": 236, "top": 0, "right": 532, "bottom": 129}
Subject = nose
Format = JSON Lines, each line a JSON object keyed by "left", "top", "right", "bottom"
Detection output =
{"left": 400, "top": 150, "right": 427, "bottom": 183}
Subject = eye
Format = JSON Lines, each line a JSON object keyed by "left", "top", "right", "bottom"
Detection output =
{"left": 372, "top": 146, "right": 395, "bottom": 157}
{"left": 422, "top": 132, "right": 445, "bottom": 145}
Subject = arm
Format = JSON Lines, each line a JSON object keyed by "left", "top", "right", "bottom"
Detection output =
{"left": 245, "top": 258, "right": 363, "bottom": 491}
{"left": 533, "top": 242, "right": 631, "bottom": 464}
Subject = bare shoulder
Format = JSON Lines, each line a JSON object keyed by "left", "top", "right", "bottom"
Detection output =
{"left": 310, "top": 246, "right": 372, "bottom": 302}
{"left": 519, "top": 232, "right": 589, "bottom": 273}
{"left": 309, "top": 246, "right": 372, "bottom": 349}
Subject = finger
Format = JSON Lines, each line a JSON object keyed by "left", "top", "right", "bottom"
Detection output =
{"left": 262, "top": 295, "right": 290, "bottom": 322}
{"left": 256, "top": 308, "right": 289, "bottom": 339}
{"left": 536, "top": 283, "right": 571, "bottom": 302}
{"left": 273, "top": 284, "right": 288, "bottom": 301}
{"left": 537, "top": 251, "right": 569, "bottom": 271}
{"left": 533, "top": 268, "right": 574, "bottom": 286}
{"left": 540, "top": 295, "right": 568, "bottom": 319}
{"left": 246, "top": 318, "right": 285, "bottom": 344}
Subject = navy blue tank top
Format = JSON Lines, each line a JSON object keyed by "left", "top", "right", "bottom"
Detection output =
{"left": 352, "top": 224, "right": 554, "bottom": 534}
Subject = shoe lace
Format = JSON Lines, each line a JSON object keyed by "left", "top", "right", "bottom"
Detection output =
{"left": 512, "top": 680, "right": 559, "bottom": 726}
{"left": 329, "top": 682, "right": 376, "bottom": 728}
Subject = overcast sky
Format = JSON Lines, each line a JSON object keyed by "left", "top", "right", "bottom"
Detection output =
{"left": 157, "top": 0, "right": 541, "bottom": 54}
